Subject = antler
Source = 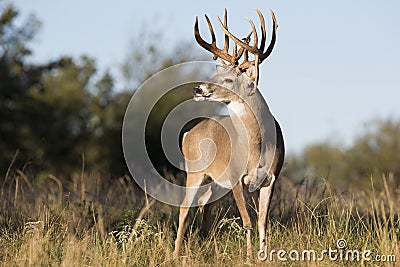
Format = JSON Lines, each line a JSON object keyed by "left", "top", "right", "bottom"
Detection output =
{"left": 194, "top": 9, "right": 278, "bottom": 95}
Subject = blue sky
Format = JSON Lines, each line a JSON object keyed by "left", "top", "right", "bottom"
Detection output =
{"left": 11, "top": 0, "right": 400, "bottom": 153}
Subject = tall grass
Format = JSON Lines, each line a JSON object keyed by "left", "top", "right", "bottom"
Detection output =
{"left": 0, "top": 170, "right": 398, "bottom": 266}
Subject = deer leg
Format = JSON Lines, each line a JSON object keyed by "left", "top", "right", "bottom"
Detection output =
{"left": 201, "top": 201, "right": 215, "bottom": 236}
{"left": 231, "top": 181, "right": 253, "bottom": 261}
{"left": 174, "top": 173, "right": 204, "bottom": 258}
{"left": 257, "top": 175, "right": 276, "bottom": 258}
{"left": 201, "top": 183, "right": 227, "bottom": 236}
{"left": 197, "top": 186, "right": 214, "bottom": 236}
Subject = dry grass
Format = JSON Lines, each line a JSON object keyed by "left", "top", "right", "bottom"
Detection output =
{"left": 0, "top": 170, "right": 399, "bottom": 266}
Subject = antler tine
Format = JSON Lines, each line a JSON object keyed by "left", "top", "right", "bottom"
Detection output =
{"left": 204, "top": 15, "right": 218, "bottom": 60}
{"left": 259, "top": 9, "right": 278, "bottom": 61}
{"left": 194, "top": 16, "right": 211, "bottom": 50}
{"left": 232, "top": 44, "right": 238, "bottom": 65}
{"left": 255, "top": 9, "right": 267, "bottom": 52}
{"left": 204, "top": 15, "right": 216, "bottom": 46}
{"left": 223, "top": 8, "right": 229, "bottom": 53}
{"left": 246, "top": 18, "right": 258, "bottom": 51}
{"left": 244, "top": 17, "right": 260, "bottom": 95}
{"left": 243, "top": 49, "right": 249, "bottom": 62}
{"left": 194, "top": 15, "right": 234, "bottom": 63}
{"left": 242, "top": 31, "right": 252, "bottom": 62}
{"left": 248, "top": 9, "right": 278, "bottom": 95}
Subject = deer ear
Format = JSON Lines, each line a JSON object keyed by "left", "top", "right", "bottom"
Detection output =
{"left": 216, "top": 64, "right": 229, "bottom": 73}
{"left": 244, "top": 65, "right": 257, "bottom": 81}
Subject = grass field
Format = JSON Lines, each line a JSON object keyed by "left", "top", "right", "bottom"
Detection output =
{"left": 0, "top": 170, "right": 398, "bottom": 266}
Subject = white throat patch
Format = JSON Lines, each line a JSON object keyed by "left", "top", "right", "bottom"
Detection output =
{"left": 227, "top": 101, "right": 246, "bottom": 116}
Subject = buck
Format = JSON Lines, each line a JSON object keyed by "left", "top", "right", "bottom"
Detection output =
{"left": 174, "top": 9, "right": 285, "bottom": 261}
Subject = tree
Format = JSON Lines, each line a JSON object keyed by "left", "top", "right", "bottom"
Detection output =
{"left": 0, "top": 3, "right": 219, "bottom": 181}
{"left": 0, "top": 3, "right": 69, "bottom": 173}
{"left": 346, "top": 119, "right": 400, "bottom": 185}
{"left": 284, "top": 118, "right": 400, "bottom": 189}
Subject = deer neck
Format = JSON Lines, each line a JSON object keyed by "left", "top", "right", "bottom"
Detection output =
{"left": 227, "top": 100, "right": 261, "bottom": 145}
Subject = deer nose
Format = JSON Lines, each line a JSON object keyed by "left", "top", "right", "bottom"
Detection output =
{"left": 193, "top": 86, "right": 203, "bottom": 95}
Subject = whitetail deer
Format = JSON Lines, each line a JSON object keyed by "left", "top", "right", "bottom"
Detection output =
{"left": 174, "top": 9, "right": 284, "bottom": 261}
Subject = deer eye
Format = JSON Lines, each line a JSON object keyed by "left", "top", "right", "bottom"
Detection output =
{"left": 224, "top": 78, "right": 233, "bottom": 83}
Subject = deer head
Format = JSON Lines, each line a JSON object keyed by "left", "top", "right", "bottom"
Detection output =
{"left": 193, "top": 65, "right": 253, "bottom": 103}
{"left": 194, "top": 8, "right": 278, "bottom": 95}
